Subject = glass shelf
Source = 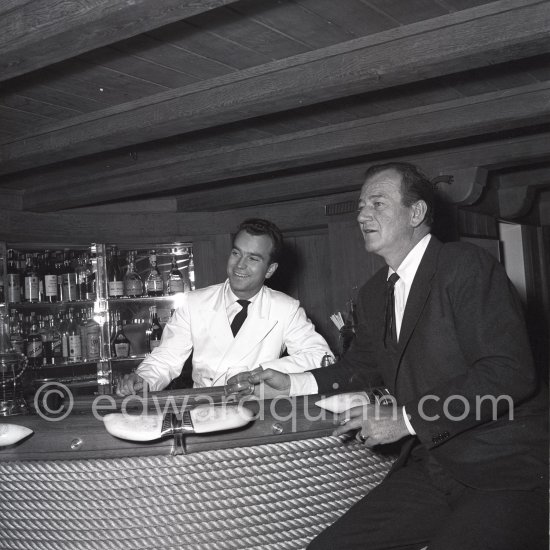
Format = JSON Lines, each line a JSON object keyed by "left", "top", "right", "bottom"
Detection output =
{"left": 8, "top": 300, "right": 96, "bottom": 309}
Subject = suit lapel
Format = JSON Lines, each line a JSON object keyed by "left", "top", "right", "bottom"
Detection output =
{"left": 393, "top": 237, "right": 441, "bottom": 382}
{"left": 203, "top": 283, "right": 234, "bottom": 358}
{"left": 212, "top": 286, "right": 277, "bottom": 383}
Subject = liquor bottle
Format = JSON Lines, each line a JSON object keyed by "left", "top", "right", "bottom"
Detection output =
{"left": 43, "top": 250, "right": 58, "bottom": 303}
{"left": 62, "top": 252, "right": 79, "bottom": 301}
{"left": 6, "top": 249, "right": 20, "bottom": 303}
{"left": 107, "top": 246, "right": 124, "bottom": 298}
{"left": 23, "top": 254, "right": 40, "bottom": 303}
{"left": 26, "top": 314, "right": 43, "bottom": 368}
{"left": 51, "top": 314, "right": 63, "bottom": 362}
{"left": 68, "top": 309, "right": 82, "bottom": 362}
{"left": 84, "top": 254, "right": 96, "bottom": 301}
{"left": 112, "top": 319, "right": 130, "bottom": 358}
{"left": 166, "top": 256, "right": 186, "bottom": 294}
{"left": 18, "top": 251, "right": 26, "bottom": 301}
{"left": 145, "top": 251, "right": 163, "bottom": 297}
{"left": 75, "top": 255, "right": 87, "bottom": 301}
{"left": 55, "top": 251, "right": 64, "bottom": 301}
{"left": 79, "top": 308, "right": 88, "bottom": 360}
{"left": 9, "top": 313, "right": 25, "bottom": 356}
{"left": 188, "top": 248, "right": 195, "bottom": 290}
{"left": 86, "top": 308, "right": 101, "bottom": 361}
{"left": 36, "top": 253, "right": 45, "bottom": 302}
{"left": 40, "top": 316, "right": 54, "bottom": 365}
{"left": 124, "top": 253, "right": 143, "bottom": 298}
{"left": 148, "top": 306, "right": 163, "bottom": 352}
{"left": 0, "top": 263, "right": 3, "bottom": 303}
{"left": 60, "top": 312, "right": 70, "bottom": 363}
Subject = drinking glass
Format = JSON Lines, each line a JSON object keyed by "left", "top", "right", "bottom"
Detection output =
{"left": 224, "top": 366, "right": 254, "bottom": 398}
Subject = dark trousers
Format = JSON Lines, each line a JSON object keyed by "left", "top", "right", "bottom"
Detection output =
{"left": 308, "top": 449, "right": 548, "bottom": 550}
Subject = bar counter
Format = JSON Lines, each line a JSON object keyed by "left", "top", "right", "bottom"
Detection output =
{"left": 0, "top": 388, "right": 395, "bottom": 549}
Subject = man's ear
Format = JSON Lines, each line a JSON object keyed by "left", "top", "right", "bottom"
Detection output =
{"left": 410, "top": 200, "right": 428, "bottom": 227}
{"left": 265, "top": 262, "right": 278, "bottom": 279}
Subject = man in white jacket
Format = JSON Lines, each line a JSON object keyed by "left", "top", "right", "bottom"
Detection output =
{"left": 118, "top": 218, "right": 331, "bottom": 395}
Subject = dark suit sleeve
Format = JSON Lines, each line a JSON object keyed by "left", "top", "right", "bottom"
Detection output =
{"left": 406, "top": 245, "right": 538, "bottom": 448}
{"left": 312, "top": 284, "right": 384, "bottom": 394}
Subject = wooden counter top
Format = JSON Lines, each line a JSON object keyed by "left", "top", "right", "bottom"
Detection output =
{"left": 0, "top": 388, "right": 340, "bottom": 461}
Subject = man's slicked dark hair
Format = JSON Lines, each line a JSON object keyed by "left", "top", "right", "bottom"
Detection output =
{"left": 364, "top": 162, "right": 435, "bottom": 227}
{"left": 234, "top": 218, "right": 283, "bottom": 264}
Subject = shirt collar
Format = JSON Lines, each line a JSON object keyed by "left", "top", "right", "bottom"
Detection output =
{"left": 224, "top": 279, "right": 262, "bottom": 305}
{"left": 389, "top": 234, "right": 432, "bottom": 286}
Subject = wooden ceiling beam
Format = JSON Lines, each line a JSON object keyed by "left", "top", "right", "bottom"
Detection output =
{"left": 0, "top": 0, "right": 242, "bottom": 82}
{"left": 21, "top": 82, "right": 550, "bottom": 211}
{"left": 1, "top": 0, "right": 549, "bottom": 175}
{"left": 498, "top": 166, "right": 550, "bottom": 218}
{"left": 176, "top": 133, "right": 550, "bottom": 211}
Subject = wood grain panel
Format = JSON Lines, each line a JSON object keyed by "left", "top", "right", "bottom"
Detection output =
{"left": 270, "top": 230, "right": 334, "bottom": 351}
{"left": 3, "top": 0, "right": 547, "bottom": 174}
{"left": 111, "top": 34, "right": 233, "bottom": 80}
{"left": 232, "top": 0, "right": 355, "bottom": 48}
{"left": 192, "top": 234, "right": 232, "bottom": 288}
{"left": 191, "top": 3, "right": 311, "bottom": 59}
{"left": 148, "top": 21, "right": 273, "bottom": 70}
{"left": 0, "top": 0, "right": 243, "bottom": 81}
{"left": 368, "top": 0, "right": 449, "bottom": 24}
{"left": 328, "top": 219, "right": 385, "bottom": 329}
{"left": 20, "top": 82, "right": 550, "bottom": 211}
{"left": 293, "top": 0, "right": 397, "bottom": 36}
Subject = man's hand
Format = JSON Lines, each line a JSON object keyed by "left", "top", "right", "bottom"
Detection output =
{"left": 226, "top": 367, "right": 291, "bottom": 400}
{"left": 333, "top": 404, "right": 410, "bottom": 447}
{"left": 117, "top": 373, "right": 147, "bottom": 396}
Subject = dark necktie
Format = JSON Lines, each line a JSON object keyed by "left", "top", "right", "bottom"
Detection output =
{"left": 230, "top": 299, "right": 250, "bottom": 336}
{"left": 384, "top": 273, "right": 400, "bottom": 347}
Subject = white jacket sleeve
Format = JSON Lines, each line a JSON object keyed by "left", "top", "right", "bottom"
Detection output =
{"left": 135, "top": 294, "right": 193, "bottom": 391}
{"left": 260, "top": 300, "right": 331, "bottom": 374}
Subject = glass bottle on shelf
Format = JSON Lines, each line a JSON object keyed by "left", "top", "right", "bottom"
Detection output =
{"left": 188, "top": 248, "right": 195, "bottom": 290}
{"left": 148, "top": 306, "right": 163, "bottom": 352}
{"left": 112, "top": 318, "right": 130, "bottom": 358}
{"left": 84, "top": 254, "right": 96, "bottom": 301}
{"left": 75, "top": 255, "right": 87, "bottom": 301}
{"left": 23, "top": 254, "right": 40, "bottom": 303}
{"left": 55, "top": 251, "right": 64, "bottom": 301}
{"left": 60, "top": 312, "right": 70, "bottom": 363}
{"left": 107, "top": 246, "right": 124, "bottom": 298}
{"left": 124, "top": 253, "right": 143, "bottom": 298}
{"left": 79, "top": 308, "right": 88, "bottom": 360}
{"left": 146, "top": 251, "right": 163, "bottom": 297}
{"left": 51, "top": 314, "right": 62, "bottom": 363}
{"left": 6, "top": 249, "right": 20, "bottom": 304}
{"left": 62, "top": 252, "right": 78, "bottom": 302}
{"left": 36, "top": 253, "right": 45, "bottom": 302}
{"left": 41, "top": 316, "right": 54, "bottom": 365}
{"left": 17, "top": 252, "right": 26, "bottom": 301}
{"left": 26, "top": 313, "right": 43, "bottom": 368}
{"left": 86, "top": 308, "right": 101, "bottom": 361}
{"left": 0, "top": 257, "right": 4, "bottom": 303}
{"left": 166, "top": 256, "right": 186, "bottom": 294}
{"left": 68, "top": 308, "right": 82, "bottom": 363}
{"left": 9, "top": 312, "right": 24, "bottom": 356}
{"left": 43, "top": 250, "right": 58, "bottom": 303}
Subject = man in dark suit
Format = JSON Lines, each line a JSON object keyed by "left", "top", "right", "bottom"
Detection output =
{"left": 234, "top": 162, "right": 548, "bottom": 549}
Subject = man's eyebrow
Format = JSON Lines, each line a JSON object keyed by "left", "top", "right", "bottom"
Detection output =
{"left": 360, "top": 193, "right": 386, "bottom": 201}
{"left": 233, "top": 246, "right": 266, "bottom": 260}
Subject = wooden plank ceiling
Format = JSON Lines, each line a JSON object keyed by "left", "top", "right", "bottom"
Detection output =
{"left": 0, "top": 0, "right": 549, "bottom": 219}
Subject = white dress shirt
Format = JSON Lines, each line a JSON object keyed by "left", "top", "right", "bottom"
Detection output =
{"left": 290, "top": 234, "right": 432, "bottom": 436}
{"left": 225, "top": 284, "right": 260, "bottom": 325}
